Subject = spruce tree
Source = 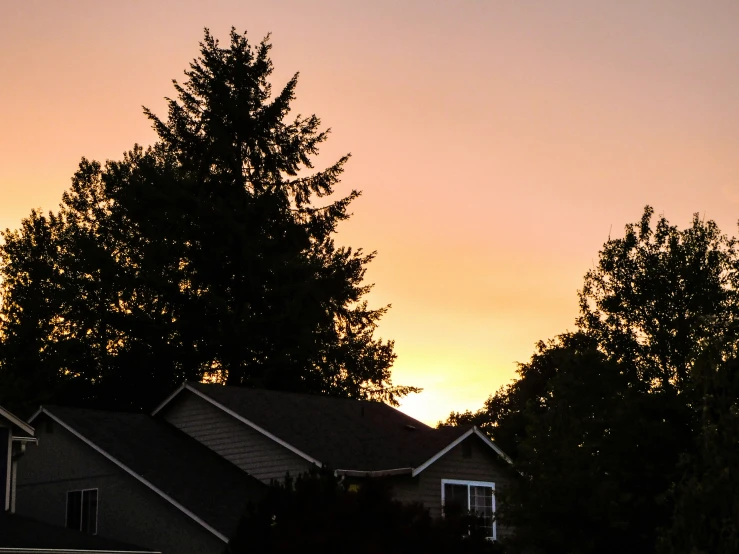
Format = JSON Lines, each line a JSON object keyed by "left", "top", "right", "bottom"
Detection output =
{"left": 0, "top": 29, "right": 416, "bottom": 413}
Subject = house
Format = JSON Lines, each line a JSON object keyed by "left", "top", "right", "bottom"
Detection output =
{"left": 1, "top": 404, "right": 158, "bottom": 554}
{"left": 153, "top": 383, "right": 515, "bottom": 540}
{"left": 16, "top": 406, "right": 265, "bottom": 554}
{"left": 16, "top": 383, "right": 514, "bottom": 552}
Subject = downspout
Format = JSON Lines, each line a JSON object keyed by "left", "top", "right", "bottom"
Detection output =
{"left": 10, "top": 438, "right": 37, "bottom": 514}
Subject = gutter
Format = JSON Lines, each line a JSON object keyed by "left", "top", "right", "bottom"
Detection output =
{"left": 0, "top": 546, "right": 162, "bottom": 554}
{"left": 335, "top": 467, "right": 413, "bottom": 478}
{"left": 9, "top": 437, "right": 37, "bottom": 513}
{"left": 11, "top": 437, "right": 38, "bottom": 445}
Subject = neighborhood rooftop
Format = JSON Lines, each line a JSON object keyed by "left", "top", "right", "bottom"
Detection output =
{"left": 155, "top": 382, "right": 511, "bottom": 473}
{"left": 31, "top": 405, "right": 266, "bottom": 541}
{"left": 11, "top": 384, "right": 514, "bottom": 552}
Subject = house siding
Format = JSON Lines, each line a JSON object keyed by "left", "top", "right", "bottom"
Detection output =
{"left": 15, "top": 416, "right": 224, "bottom": 554}
{"left": 391, "top": 436, "right": 514, "bottom": 539}
{"left": 161, "top": 391, "right": 312, "bottom": 483}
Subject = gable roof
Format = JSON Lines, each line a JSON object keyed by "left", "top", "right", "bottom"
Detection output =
{"left": 0, "top": 405, "right": 35, "bottom": 438}
{"left": 411, "top": 426, "right": 513, "bottom": 475}
{"left": 29, "top": 406, "right": 266, "bottom": 543}
{"left": 0, "top": 512, "right": 157, "bottom": 553}
{"left": 155, "top": 383, "right": 511, "bottom": 474}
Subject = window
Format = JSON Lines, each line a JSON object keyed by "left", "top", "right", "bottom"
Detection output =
{"left": 441, "top": 479, "right": 496, "bottom": 540}
{"left": 66, "top": 489, "right": 98, "bottom": 534}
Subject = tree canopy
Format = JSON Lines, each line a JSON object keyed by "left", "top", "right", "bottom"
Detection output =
{"left": 0, "top": 28, "right": 417, "bottom": 414}
{"left": 447, "top": 206, "right": 739, "bottom": 553}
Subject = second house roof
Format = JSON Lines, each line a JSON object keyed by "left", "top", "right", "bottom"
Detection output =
{"left": 156, "top": 382, "right": 511, "bottom": 474}
{"left": 31, "top": 405, "right": 266, "bottom": 543}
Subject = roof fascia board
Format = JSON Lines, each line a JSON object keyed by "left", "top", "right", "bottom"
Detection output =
{"left": 11, "top": 437, "right": 38, "bottom": 444}
{"left": 0, "top": 406, "right": 35, "bottom": 436}
{"left": 184, "top": 384, "right": 323, "bottom": 468}
{"left": 28, "top": 407, "right": 44, "bottom": 425}
{"left": 36, "top": 409, "right": 228, "bottom": 543}
{"left": 335, "top": 468, "right": 413, "bottom": 478}
{"left": 411, "top": 428, "right": 475, "bottom": 477}
{"left": 472, "top": 427, "right": 514, "bottom": 465}
{"left": 0, "top": 546, "right": 162, "bottom": 554}
{"left": 150, "top": 382, "right": 187, "bottom": 416}
{"left": 411, "top": 426, "right": 513, "bottom": 477}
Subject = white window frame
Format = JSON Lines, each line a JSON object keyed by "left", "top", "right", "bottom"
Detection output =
{"left": 441, "top": 479, "right": 496, "bottom": 541}
{"left": 65, "top": 487, "right": 99, "bottom": 535}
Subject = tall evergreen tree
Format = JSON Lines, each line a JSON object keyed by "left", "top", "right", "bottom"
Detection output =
{"left": 0, "top": 29, "right": 416, "bottom": 414}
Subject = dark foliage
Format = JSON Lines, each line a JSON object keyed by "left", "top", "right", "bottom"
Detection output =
{"left": 657, "top": 354, "right": 739, "bottom": 554}
{"left": 226, "top": 469, "right": 505, "bottom": 554}
{"left": 446, "top": 207, "right": 739, "bottom": 553}
{"left": 0, "top": 29, "right": 418, "bottom": 415}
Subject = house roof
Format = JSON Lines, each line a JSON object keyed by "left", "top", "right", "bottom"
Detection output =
{"left": 30, "top": 406, "right": 266, "bottom": 543}
{"left": 0, "top": 405, "right": 35, "bottom": 438}
{"left": 0, "top": 512, "right": 157, "bottom": 553}
{"left": 157, "top": 383, "right": 511, "bottom": 473}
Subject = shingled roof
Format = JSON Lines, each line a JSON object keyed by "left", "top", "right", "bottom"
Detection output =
{"left": 30, "top": 406, "right": 266, "bottom": 543}
{"left": 157, "top": 383, "right": 511, "bottom": 474}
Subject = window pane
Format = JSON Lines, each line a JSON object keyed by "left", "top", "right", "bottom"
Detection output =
{"left": 445, "top": 484, "right": 468, "bottom": 505}
{"left": 443, "top": 484, "right": 468, "bottom": 517}
{"left": 66, "top": 491, "right": 82, "bottom": 530}
{"left": 469, "top": 485, "right": 494, "bottom": 537}
{"left": 81, "top": 490, "right": 98, "bottom": 534}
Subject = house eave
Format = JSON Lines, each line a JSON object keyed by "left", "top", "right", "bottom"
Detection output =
{"left": 0, "top": 406, "right": 35, "bottom": 437}
{"left": 335, "top": 467, "right": 413, "bottom": 478}
{"left": 150, "top": 382, "right": 187, "bottom": 417}
{"left": 0, "top": 546, "right": 162, "bottom": 554}
{"left": 11, "top": 436, "right": 38, "bottom": 444}
{"left": 411, "top": 426, "right": 513, "bottom": 477}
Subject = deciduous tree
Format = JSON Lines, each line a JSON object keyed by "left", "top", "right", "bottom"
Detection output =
{"left": 447, "top": 207, "right": 739, "bottom": 552}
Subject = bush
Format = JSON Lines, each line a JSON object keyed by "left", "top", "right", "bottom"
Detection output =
{"left": 226, "top": 469, "right": 506, "bottom": 554}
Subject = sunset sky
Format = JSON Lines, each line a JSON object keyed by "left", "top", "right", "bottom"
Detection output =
{"left": 2, "top": 1, "right": 739, "bottom": 424}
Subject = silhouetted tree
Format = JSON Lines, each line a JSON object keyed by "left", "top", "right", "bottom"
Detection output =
{"left": 446, "top": 207, "right": 739, "bottom": 553}
{"left": 443, "top": 332, "right": 598, "bottom": 460}
{"left": 657, "top": 353, "right": 739, "bottom": 554}
{"left": 505, "top": 336, "right": 692, "bottom": 553}
{"left": 0, "top": 28, "right": 417, "bottom": 414}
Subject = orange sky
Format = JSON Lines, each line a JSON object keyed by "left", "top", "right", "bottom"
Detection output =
{"left": 2, "top": 1, "right": 739, "bottom": 424}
